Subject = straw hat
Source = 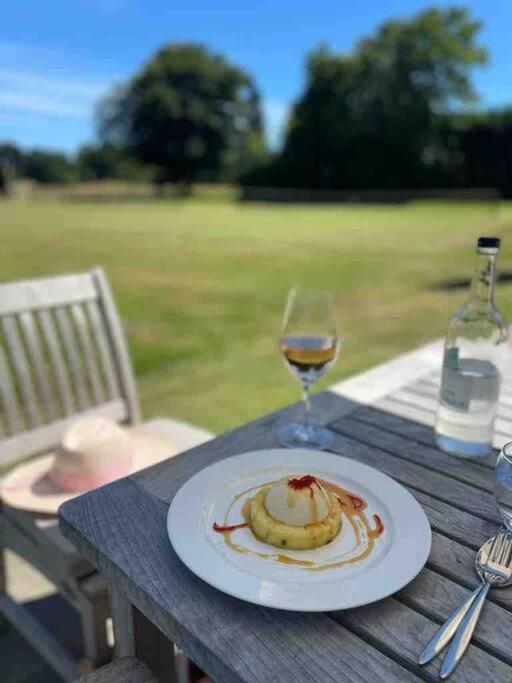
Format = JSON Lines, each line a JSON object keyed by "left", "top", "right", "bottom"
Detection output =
{"left": 1, "top": 417, "right": 176, "bottom": 516}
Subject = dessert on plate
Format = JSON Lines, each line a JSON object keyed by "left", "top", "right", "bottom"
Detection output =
{"left": 241, "top": 474, "right": 342, "bottom": 550}
{"left": 212, "top": 471, "right": 384, "bottom": 571}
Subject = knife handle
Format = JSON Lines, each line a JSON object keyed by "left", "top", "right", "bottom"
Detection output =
{"left": 440, "top": 582, "right": 490, "bottom": 679}
{"left": 418, "top": 582, "right": 485, "bottom": 666}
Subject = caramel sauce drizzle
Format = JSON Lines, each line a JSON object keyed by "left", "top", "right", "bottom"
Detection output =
{"left": 277, "top": 554, "right": 314, "bottom": 567}
{"left": 368, "top": 514, "right": 384, "bottom": 539}
{"left": 310, "top": 495, "right": 318, "bottom": 525}
{"left": 213, "top": 476, "right": 384, "bottom": 572}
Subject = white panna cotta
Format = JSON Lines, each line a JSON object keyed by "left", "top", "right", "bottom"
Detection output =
{"left": 264, "top": 475, "right": 332, "bottom": 526}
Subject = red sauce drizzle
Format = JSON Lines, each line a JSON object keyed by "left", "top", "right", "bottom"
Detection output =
{"left": 288, "top": 475, "right": 317, "bottom": 490}
{"left": 213, "top": 522, "right": 248, "bottom": 533}
{"left": 348, "top": 494, "right": 365, "bottom": 511}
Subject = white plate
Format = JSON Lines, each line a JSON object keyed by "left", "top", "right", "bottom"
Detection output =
{"left": 167, "top": 449, "right": 431, "bottom": 611}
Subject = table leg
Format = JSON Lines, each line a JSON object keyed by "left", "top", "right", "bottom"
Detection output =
{"left": 109, "top": 584, "right": 177, "bottom": 683}
{"left": 109, "top": 584, "right": 135, "bottom": 657}
{"left": 133, "top": 606, "right": 177, "bottom": 683}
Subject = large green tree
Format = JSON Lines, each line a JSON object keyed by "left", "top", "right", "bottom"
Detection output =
{"left": 99, "top": 44, "right": 265, "bottom": 184}
{"left": 452, "top": 108, "right": 512, "bottom": 197}
{"left": 249, "top": 7, "right": 486, "bottom": 189}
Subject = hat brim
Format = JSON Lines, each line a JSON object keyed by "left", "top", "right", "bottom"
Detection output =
{"left": 0, "top": 425, "right": 176, "bottom": 516}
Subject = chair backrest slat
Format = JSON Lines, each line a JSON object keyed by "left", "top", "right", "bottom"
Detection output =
{"left": 92, "top": 269, "right": 140, "bottom": 424}
{"left": 0, "top": 343, "right": 24, "bottom": 434}
{"left": 18, "top": 311, "right": 58, "bottom": 422}
{"left": 54, "top": 307, "right": 91, "bottom": 411}
{"left": 37, "top": 308, "right": 76, "bottom": 416}
{"left": 0, "top": 272, "right": 98, "bottom": 316}
{"left": 85, "top": 300, "right": 121, "bottom": 400}
{"left": 1, "top": 316, "right": 43, "bottom": 428}
{"left": 70, "top": 304, "right": 105, "bottom": 405}
{"left": 0, "top": 269, "right": 141, "bottom": 465}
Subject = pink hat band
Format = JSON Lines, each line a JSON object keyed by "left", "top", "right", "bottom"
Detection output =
{"left": 47, "top": 458, "right": 132, "bottom": 492}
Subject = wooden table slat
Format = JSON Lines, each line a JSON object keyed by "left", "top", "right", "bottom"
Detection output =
{"left": 372, "top": 396, "right": 512, "bottom": 451}
{"left": 328, "top": 432, "right": 499, "bottom": 525}
{"left": 331, "top": 414, "right": 493, "bottom": 491}
{"left": 415, "top": 372, "right": 512, "bottom": 401}
{"left": 398, "top": 567, "right": 512, "bottom": 661}
{"left": 413, "top": 488, "right": 495, "bottom": 550}
{"left": 389, "top": 387, "right": 512, "bottom": 437}
{"left": 334, "top": 599, "right": 512, "bottom": 683}
{"left": 351, "top": 404, "right": 439, "bottom": 449}
{"left": 375, "top": 396, "right": 436, "bottom": 425}
{"left": 408, "top": 377, "right": 512, "bottom": 422}
{"left": 427, "top": 533, "right": 512, "bottom": 611}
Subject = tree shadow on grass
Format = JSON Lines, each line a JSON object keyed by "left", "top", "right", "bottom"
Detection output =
{"left": 431, "top": 271, "right": 512, "bottom": 291}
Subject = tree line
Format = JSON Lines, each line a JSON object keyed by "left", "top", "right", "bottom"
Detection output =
{"left": 2, "top": 6, "right": 512, "bottom": 196}
{"left": 0, "top": 141, "right": 151, "bottom": 188}
{"left": 245, "top": 8, "right": 512, "bottom": 197}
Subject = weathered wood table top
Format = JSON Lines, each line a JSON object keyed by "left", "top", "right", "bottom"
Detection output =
{"left": 60, "top": 345, "right": 512, "bottom": 683}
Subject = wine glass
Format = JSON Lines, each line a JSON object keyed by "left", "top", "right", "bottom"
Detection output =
{"left": 275, "top": 287, "right": 339, "bottom": 449}
{"left": 494, "top": 442, "right": 512, "bottom": 532}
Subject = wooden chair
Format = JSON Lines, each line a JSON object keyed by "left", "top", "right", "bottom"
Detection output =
{"left": 0, "top": 268, "right": 212, "bottom": 681}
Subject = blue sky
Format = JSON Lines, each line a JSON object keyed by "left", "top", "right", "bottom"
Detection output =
{"left": 1, "top": 0, "right": 511, "bottom": 154}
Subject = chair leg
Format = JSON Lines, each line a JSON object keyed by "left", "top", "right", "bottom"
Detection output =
{"left": 0, "top": 545, "right": 7, "bottom": 632}
{"left": 78, "top": 575, "right": 111, "bottom": 671}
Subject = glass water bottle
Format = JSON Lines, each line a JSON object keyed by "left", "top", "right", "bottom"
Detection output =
{"left": 435, "top": 237, "right": 508, "bottom": 458}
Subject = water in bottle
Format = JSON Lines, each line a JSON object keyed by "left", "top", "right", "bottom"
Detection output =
{"left": 435, "top": 237, "right": 508, "bottom": 457}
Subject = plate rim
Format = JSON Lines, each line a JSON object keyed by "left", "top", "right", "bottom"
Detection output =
{"left": 167, "top": 448, "right": 432, "bottom": 611}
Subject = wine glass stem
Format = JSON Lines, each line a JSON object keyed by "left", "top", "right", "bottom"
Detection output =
{"left": 302, "top": 384, "right": 312, "bottom": 427}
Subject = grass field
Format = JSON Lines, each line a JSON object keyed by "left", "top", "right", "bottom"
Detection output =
{"left": 2, "top": 192, "right": 512, "bottom": 433}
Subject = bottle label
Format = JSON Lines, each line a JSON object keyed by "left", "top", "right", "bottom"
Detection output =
{"left": 440, "top": 354, "right": 501, "bottom": 412}
{"left": 440, "top": 365, "right": 473, "bottom": 412}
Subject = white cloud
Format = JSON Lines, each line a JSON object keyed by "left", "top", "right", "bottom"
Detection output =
{"left": 263, "top": 99, "right": 291, "bottom": 150}
{"left": 0, "top": 91, "right": 89, "bottom": 118}
{"left": 0, "top": 67, "right": 114, "bottom": 120}
{"left": 0, "top": 69, "right": 112, "bottom": 99}
{"left": 0, "top": 41, "right": 121, "bottom": 149}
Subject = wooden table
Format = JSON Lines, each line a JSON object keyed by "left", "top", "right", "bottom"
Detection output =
{"left": 59, "top": 344, "right": 512, "bottom": 683}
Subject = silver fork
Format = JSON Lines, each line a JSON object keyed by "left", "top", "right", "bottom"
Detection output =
{"left": 439, "top": 530, "right": 512, "bottom": 679}
{"left": 418, "top": 530, "right": 512, "bottom": 671}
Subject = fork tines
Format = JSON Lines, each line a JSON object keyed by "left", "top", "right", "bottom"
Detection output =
{"left": 485, "top": 529, "right": 512, "bottom": 578}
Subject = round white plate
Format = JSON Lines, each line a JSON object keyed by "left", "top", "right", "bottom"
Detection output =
{"left": 167, "top": 449, "right": 431, "bottom": 611}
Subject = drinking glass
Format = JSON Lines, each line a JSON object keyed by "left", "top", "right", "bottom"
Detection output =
{"left": 275, "top": 287, "right": 339, "bottom": 449}
{"left": 494, "top": 442, "right": 512, "bottom": 532}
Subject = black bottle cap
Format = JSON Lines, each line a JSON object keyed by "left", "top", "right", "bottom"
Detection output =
{"left": 478, "top": 236, "right": 500, "bottom": 249}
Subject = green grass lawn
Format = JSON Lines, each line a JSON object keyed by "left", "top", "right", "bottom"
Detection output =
{"left": 2, "top": 193, "right": 512, "bottom": 433}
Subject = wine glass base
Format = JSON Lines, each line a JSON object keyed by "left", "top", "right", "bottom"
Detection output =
{"left": 275, "top": 421, "right": 334, "bottom": 450}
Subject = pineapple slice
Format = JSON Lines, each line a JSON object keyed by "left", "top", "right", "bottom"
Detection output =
{"left": 244, "top": 485, "right": 342, "bottom": 550}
